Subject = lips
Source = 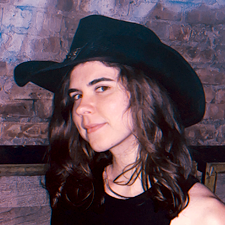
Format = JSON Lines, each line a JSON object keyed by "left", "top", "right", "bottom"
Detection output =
{"left": 84, "top": 123, "right": 106, "bottom": 134}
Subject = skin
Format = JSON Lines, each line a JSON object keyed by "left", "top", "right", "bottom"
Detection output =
{"left": 69, "top": 61, "right": 143, "bottom": 197}
{"left": 171, "top": 183, "right": 225, "bottom": 225}
{"left": 69, "top": 61, "right": 137, "bottom": 155}
{"left": 69, "top": 60, "right": 225, "bottom": 224}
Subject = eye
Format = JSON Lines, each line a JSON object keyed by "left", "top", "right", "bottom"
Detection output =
{"left": 96, "top": 86, "right": 110, "bottom": 92}
{"left": 71, "top": 93, "right": 82, "bottom": 101}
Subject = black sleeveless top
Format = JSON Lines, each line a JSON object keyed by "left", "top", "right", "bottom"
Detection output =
{"left": 51, "top": 176, "right": 198, "bottom": 225}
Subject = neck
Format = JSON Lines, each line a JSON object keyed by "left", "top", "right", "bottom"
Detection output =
{"left": 103, "top": 134, "right": 145, "bottom": 198}
{"left": 109, "top": 134, "right": 139, "bottom": 179}
{"left": 104, "top": 151, "right": 144, "bottom": 198}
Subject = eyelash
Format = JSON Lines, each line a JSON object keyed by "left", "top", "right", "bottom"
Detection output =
{"left": 95, "top": 86, "right": 110, "bottom": 92}
{"left": 69, "top": 93, "right": 82, "bottom": 102}
{"left": 70, "top": 86, "right": 110, "bottom": 101}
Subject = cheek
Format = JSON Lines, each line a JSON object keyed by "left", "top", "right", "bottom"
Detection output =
{"left": 72, "top": 109, "right": 84, "bottom": 136}
{"left": 71, "top": 107, "right": 77, "bottom": 125}
{"left": 122, "top": 108, "right": 134, "bottom": 132}
{"left": 114, "top": 96, "right": 131, "bottom": 123}
{"left": 108, "top": 100, "right": 133, "bottom": 132}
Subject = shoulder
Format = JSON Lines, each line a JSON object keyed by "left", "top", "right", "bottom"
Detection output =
{"left": 171, "top": 182, "right": 225, "bottom": 225}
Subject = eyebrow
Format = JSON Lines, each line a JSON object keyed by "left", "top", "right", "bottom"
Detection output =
{"left": 88, "top": 77, "right": 114, "bottom": 86}
{"left": 68, "top": 77, "right": 114, "bottom": 95}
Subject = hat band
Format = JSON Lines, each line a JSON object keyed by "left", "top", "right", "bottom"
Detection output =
{"left": 65, "top": 48, "right": 82, "bottom": 61}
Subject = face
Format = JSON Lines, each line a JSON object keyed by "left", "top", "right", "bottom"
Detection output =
{"left": 68, "top": 61, "right": 137, "bottom": 153}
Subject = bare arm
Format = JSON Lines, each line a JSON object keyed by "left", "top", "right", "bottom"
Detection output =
{"left": 171, "top": 183, "right": 225, "bottom": 225}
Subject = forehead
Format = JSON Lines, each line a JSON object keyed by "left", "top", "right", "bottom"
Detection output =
{"left": 69, "top": 61, "right": 120, "bottom": 87}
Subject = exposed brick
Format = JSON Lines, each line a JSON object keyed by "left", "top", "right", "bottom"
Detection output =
{"left": 14, "top": 0, "right": 48, "bottom": 8}
{"left": 0, "top": 76, "right": 53, "bottom": 101}
{"left": 149, "top": 3, "right": 181, "bottom": 21}
{"left": 2, "top": 123, "right": 22, "bottom": 138}
{"left": 199, "top": 48, "right": 215, "bottom": 63}
{"left": 215, "top": 45, "right": 225, "bottom": 63}
{"left": 41, "top": 13, "right": 63, "bottom": 35}
{"left": 0, "top": 76, "right": 5, "bottom": 94}
{"left": 1, "top": 122, "right": 48, "bottom": 145}
{"left": 0, "top": 7, "right": 2, "bottom": 23}
{"left": 43, "top": 37, "right": 61, "bottom": 53}
{"left": 56, "top": 0, "right": 74, "bottom": 11}
{"left": 7, "top": 57, "right": 27, "bottom": 77}
{"left": 4, "top": 33, "right": 24, "bottom": 52}
{"left": 60, "top": 16, "right": 80, "bottom": 48}
{"left": 185, "top": 5, "right": 225, "bottom": 25}
{"left": 215, "top": 8, "right": 225, "bottom": 23}
{"left": 204, "top": 85, "right": 216, "bottom": 103}
{"left": 185, "top": 123, "right": 217, "bottom": 146}
{"left": 114, "top": 0, "right": 130, "bottom": 16}
{"left": 0, "top": 61, "right": 7, "bottom": 76}
{"left": 189, "top": 25, "right": 214, "bottom": 44}
{"left": 129, "top": 1, "right": 155, "bottom": 20}
{"left": 32, "top": 38, "right": 44, "bottom": 53}
{"left": 185, "top": 46, "right": 199, "bottom": 60}
{"left": 214, "top": 25, "right": 225, "bottom": 45}
{"left": 186, "top": 122, "right": 225, "bottom": 146}
{"left": 0, "top": 100, "right": 34, "bottom": 118}
{"left": 2, "top": 6, "right": 33, "bottom": 32}
{"left": 3, "top": 76, "right": 13, "bottom": 94}
{"left": 204, "top": 103, "right": 225, "bottom": 120}
{"left": 216, "top": 89, "right": 225, "bottom": 104}
{"left": 22, "top": 124, "right": 47, "bottom": 138}
{"left": 79, "top": 0, "right": 116, "bottom": 15}
{"left": 32, "top": 36, "right": 61, "bottom": 55}
{"left": 170, "top": 45, "right": 198, "bottom": 63}
{"left": 145, "top": 20, "right": 169, "bottom": 40}
{"left": 169, "top": 24, "right": 191, "bottom": 42}
{"left": 0, "top": 33, "right": 10, "bottom": 58}
{"left": 173, "top": 44, "right": 215, "bottom": 63}
{"left": 218, "top": 124, "right": 225, "bottom": 142}
{"left": 34, "top": 99, "right": 53, "bottom": 119}
{"left": 196, "top": 67, "right": 225, "bottom": 85}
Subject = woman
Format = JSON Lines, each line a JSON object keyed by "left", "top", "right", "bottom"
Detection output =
{"left": 14, "top": 15, "right": 225, "bottom": 224}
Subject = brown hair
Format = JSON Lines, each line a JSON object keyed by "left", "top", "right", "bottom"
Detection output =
{"left": 45, "top": 62, "right": 192, "bottom": 218}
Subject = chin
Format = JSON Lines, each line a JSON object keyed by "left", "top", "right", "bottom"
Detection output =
{"left": 89, "top": 142, "right": 109, "bottom": 152}
{"left": 91, "top": 146, "right": 110, "bottom": 153}
{"left": 89, "top": 140, "right": 112, "bottom": 153}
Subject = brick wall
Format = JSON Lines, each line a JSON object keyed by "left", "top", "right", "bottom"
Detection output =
{"left": 1, "top": 0, "right": 225, "bottom": 145}
{"left": 1, "top": 1, "right": 225, "bottom": 224}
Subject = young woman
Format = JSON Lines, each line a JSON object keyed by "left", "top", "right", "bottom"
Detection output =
{"left": 14, "top": 15, "right": 225, "bottom": 225}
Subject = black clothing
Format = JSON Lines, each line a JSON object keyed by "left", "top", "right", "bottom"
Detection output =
{"left": 51, "top": 176, "right": 198, "bottom": 225}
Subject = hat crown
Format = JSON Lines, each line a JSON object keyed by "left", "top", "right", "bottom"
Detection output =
{"left": 69, "top": 15, "right": 161, "bottom": 54}
{"left": 14, "top": 15, "right": 205, "bottom": 127}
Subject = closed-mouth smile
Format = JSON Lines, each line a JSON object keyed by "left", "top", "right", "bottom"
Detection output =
{"left": 85, "top": 123, "right": 106, "bottom": 134}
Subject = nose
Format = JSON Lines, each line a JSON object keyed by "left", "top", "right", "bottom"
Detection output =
{"left": 75, "top": 95, "right": 95, "bottom": 116}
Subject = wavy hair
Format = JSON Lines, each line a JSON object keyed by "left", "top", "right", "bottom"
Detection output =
{"left": 45, "top": 61, "right": 192, "bottom": 218}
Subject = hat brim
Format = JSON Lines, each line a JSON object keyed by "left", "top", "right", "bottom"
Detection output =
{"left": 15, "top": 37, "right": 205, "bottom": 127}
{"left": 14, "top": 15, "right": 206, "bottom": 127}
{"left": 14, "top": 35, "right": 205, "bottom": 127}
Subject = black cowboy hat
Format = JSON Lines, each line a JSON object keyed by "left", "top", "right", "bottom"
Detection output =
{"left": 14, "top": 15, "right": 205, "bottom": 127}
